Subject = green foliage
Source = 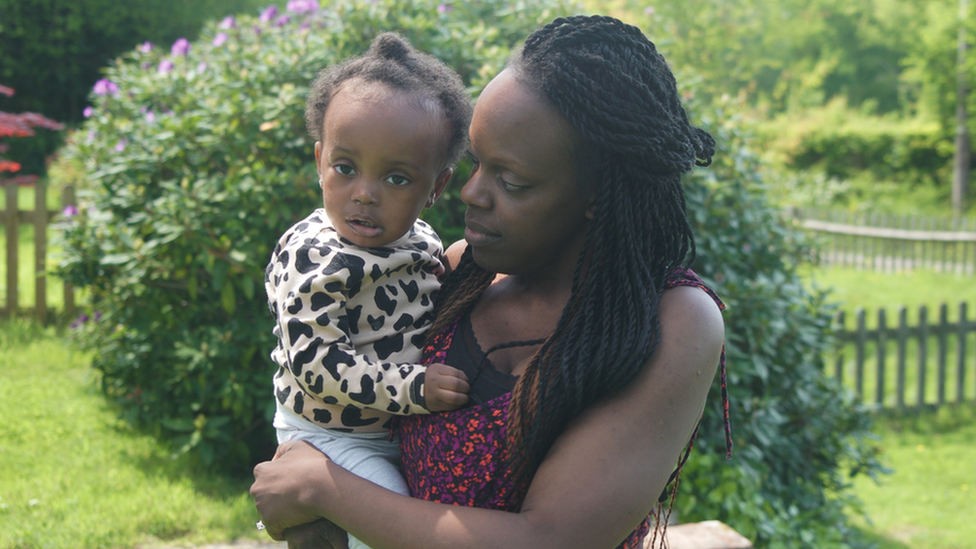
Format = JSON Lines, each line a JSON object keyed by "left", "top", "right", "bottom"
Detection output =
{"left": 680, "top": 95, "right": 886, "bottom": 548}
{"left": 56, "top": 0, "right": 572, "bottom": 473}
{"left": 593, "top": 0, "right": 919, "bottom": 115}
{"left": 0, "top": 0, "right": 270, "bottom": 174}
{"left": 754, "top": 101, "right": 952, "bottom": 187}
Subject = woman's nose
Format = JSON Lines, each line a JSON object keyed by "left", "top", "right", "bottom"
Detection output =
{"left": 459, "top": 169, "right": 489, "bottom": 209}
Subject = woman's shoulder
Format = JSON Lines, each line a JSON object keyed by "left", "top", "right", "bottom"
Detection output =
{"left": 444, "top": 239, "right": 469, "bottom": 271}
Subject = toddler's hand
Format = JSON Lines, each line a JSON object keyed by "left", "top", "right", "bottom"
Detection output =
{"left": 424, "top": 363, "right": 470, "bottom": 412}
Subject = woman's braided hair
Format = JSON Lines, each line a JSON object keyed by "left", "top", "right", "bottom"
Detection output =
{"left": 429, "top": 15, "right": 715, "bottom": 491}
{"left": 304, "top": 32, "right": 473, "bottom": 166}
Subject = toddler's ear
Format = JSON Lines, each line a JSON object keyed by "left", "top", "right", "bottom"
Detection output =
{"left": 313, "top": 141, "right": 323, "bottom": 184}
{"left": 427, "top": 167, "right": 453, "bottom": 207}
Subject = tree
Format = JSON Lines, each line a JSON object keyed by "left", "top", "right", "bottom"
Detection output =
{"left": 0, "top": 84, "right": 64, "bottom": 185}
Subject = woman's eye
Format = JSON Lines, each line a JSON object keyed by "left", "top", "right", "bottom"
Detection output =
{"left": 501, "top": 179, "right": 527, "bottom": 192}
{"left": 386, "top": 174, "right": 410, "bottom": 186}
{"left": 466, "top": 152, "right": 480, "bottom": 173}
{"left": 334, "top": 164, "right": 355, "bottom": 176}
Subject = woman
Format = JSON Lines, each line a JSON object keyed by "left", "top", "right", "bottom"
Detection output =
{"left": 251, "top": 15, "right": 728, "bottom": 549}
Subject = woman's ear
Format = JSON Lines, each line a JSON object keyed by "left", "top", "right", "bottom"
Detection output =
{"left": 427, "top": 167, "right": 453, "bottom": 208}
{"left": 313, "top": 141, "right": 323, "bottom": 187}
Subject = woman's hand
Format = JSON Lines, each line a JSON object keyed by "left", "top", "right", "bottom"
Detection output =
{"left": 251, "top": 441, "right": 335, "bottom": 540}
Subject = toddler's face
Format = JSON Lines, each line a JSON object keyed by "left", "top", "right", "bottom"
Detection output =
{"left": 315, "top": 80, "right": 452, "bottom": 248}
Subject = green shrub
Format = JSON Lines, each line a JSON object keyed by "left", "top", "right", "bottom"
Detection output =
{"left": 681, "top": 97, "right": 885, "bottom": 548}
{"left": 752, "top": 100, "right": 954, "bottom": 188}
{"left": 0, "top": 0, "right": 271, "bottom": 175}
{"left": 56, "top": 0, "right": 572, "bottom": 473}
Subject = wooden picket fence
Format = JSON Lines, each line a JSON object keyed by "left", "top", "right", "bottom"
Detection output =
{"left": 0, "top": 181, "right": 76, "bottom": 321}
{"left": 832, "top": 301, "right": 976, "bottom": 410}
{"left": 791, "top": 207, "right": 976, "bottom": 274}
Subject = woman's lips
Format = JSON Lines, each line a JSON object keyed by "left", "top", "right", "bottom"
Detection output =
{"left": 464, "top": 219, "right": 501, "bottom": 246}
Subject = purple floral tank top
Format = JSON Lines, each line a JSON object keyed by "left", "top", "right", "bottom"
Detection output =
{"left": 397, "top": 268, "right": 729, "bottom": 549}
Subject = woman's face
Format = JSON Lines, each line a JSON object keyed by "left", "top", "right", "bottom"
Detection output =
{"left": 462, "top": 69, "right": 595, "bottom": 276}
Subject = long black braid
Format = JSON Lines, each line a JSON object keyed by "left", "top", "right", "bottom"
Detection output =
{"left": 430, "top": 15, "right": 715, "bottom": 506}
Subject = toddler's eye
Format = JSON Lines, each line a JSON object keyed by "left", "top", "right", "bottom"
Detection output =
{"left": 386, "top": 175, "right": 410, "bottom": 186}
{"left": 334, "top": 164, "right": 355, "bottom": 176}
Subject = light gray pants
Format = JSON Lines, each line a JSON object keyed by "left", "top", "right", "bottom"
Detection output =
{"left": 274, "top": 406, "right": 408, "bottom": 549}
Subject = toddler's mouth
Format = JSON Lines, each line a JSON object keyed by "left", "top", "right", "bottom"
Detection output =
{"left": 350, "top": 218, "right": 378, "bottom": 228}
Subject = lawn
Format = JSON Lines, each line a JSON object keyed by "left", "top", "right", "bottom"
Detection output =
{"left": 0, "top": 320, "right": 268, "bottom": 549}
{"left": 852, "top": 405, "right": 976, "bottom": 549}
{"left": 802, "top": 265, "right": 976, "bottom": 548}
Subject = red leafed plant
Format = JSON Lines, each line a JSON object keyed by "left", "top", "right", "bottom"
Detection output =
{"left": 0, "top": 84, "right": 64, "bottom": 186}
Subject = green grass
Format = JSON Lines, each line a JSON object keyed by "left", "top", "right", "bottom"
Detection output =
{"left": 851, "top": 405, "right": 976, "bottom": 549}
{"left": 804, "top": 265, "right": 976, "bottom": 323}
{"left": 0, "top": 320, "right": 268, "bottom": 549}
{"left": 800, "top": 266, "right": 976, "bottom": 548}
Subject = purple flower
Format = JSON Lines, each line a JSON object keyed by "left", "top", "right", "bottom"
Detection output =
{"left": 197, "top": 61, "right": 208, "bottom": 73}
{"left": 253, "top": 25, "right": 263, "bottom": 35}
{"left": 62, "top": 205, "right": 79, "bottom": 217}
{"left": 70, "top": 313, "right": 89, "bottom": 329}
{"left": 83, "top": 106, "right": 93, "bottom": 118}
{"left": 213, "top": 32, "right": 228, "bottom": 47}
{"left": 171, "top": 38, "right": 191, "bottom": 56}
{"left": 219, "top": 16, "right": 236, "bottom": 29}
{"left": 437, "top": 3, "right": 453, "bottom": 13}
{"left": 286, "top": 0, "right": 318, "bottom": 13}
{"left": 274, "top": 14, "right": 291, "bottom": 26}
{"left": 114, "top": 139, "right": 127, "bottom": 152}
{"left": 259, "top": 5, "right": 279, "bottom": 22}
{"left": 93, "top": 79, "right": 119, "bottom": 96}
{"left": 142, "top": 61, "right": 153, "bottom": 70}
{"left": 139, "top": 41, "right": 155, "bottom": 53}
{"left": 86, "top": 131, "right": 96, "bottom": 142}
{"left": 158, "top": 59, "right": 174, "bottom": 74}
{"left": 93, "top": 311, "right": 102, "bottom": 322}
{"left": 300, "top": 21, "right": 311, "bottom": 30}
{"left": 145, "top": 110, "right": 156, "bottom": 123}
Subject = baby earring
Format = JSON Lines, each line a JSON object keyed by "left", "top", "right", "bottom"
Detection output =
{"left": 425, "top": 194, "right": 437, "bottom": 208}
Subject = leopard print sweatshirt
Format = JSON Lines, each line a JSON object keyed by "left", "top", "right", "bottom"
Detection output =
{"left": 265, "top": 209, "right": 444, "bottom": 433}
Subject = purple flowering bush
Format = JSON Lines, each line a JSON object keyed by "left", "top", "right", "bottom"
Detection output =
{"left": 57, "top": 0, "right": 572, "bottom": 472}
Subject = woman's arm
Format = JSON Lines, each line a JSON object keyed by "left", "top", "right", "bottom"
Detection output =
{"left": 252, "top": 284, "right": 724, "bottom": 549}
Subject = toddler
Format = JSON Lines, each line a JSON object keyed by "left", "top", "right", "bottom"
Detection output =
{"left": 263, "top": 33, "right": 473, "bottom": 549}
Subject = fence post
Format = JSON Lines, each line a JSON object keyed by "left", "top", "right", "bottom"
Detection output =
{"left": 856, "top": 308, "right": 867, "bottom": 403}
{"left": 876, "top": 308, "right": 887, "bottom": 407}
{"left": 897, "top": 306, "right": 908, "bottom": 409}
{"left": 61, "top": 185, "right": 76, "bottom": 320}
{"left": 938, "top": 303, "right": 949, "bottom": 405}
{"left": 835, "top": 310, "right": 846, "bottom": 382}
{"left": 4, "top": 183, "right": 18, "bottom": 319}
{"left": 918, "top": 305, "right": 929, "bottom": 408}
{"left": 34, "top": 181, "right": 47, "bottom": 323}
{"left": 958, "top": 302, "right": 968, "bottom": 403}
